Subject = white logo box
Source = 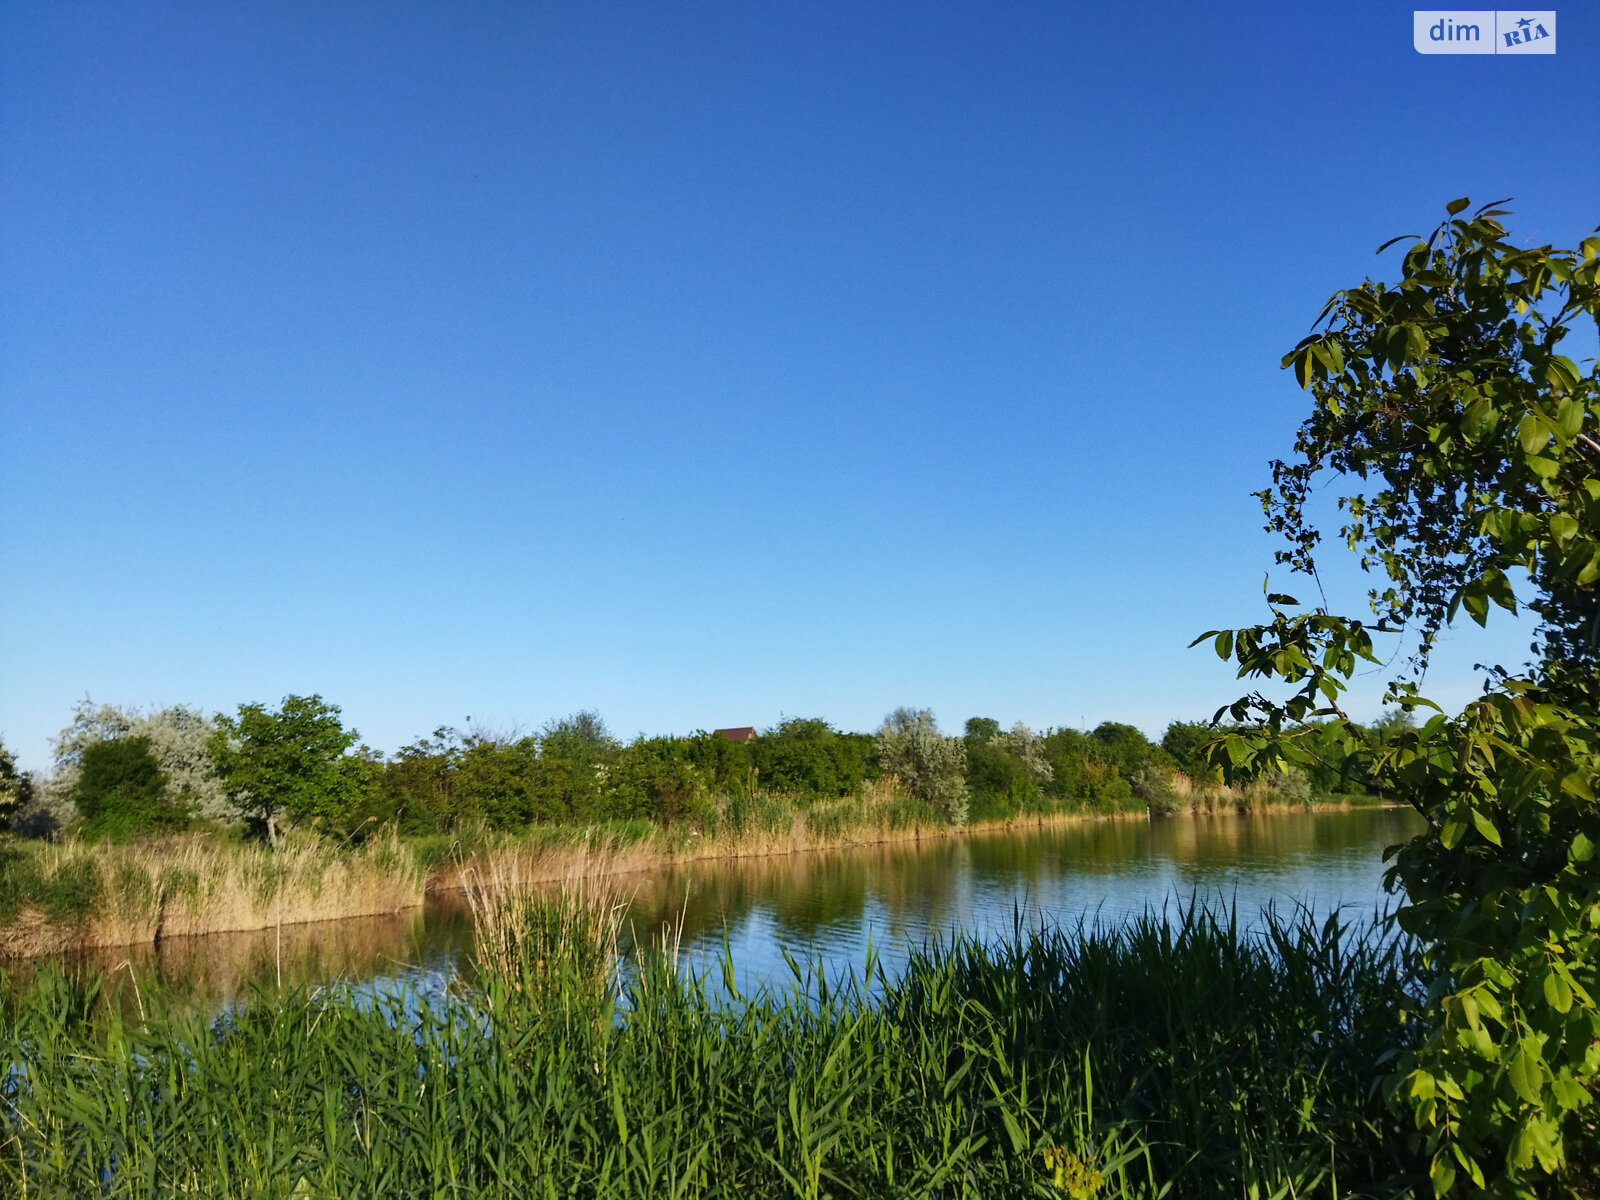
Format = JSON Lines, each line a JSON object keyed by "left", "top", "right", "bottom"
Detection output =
{"left": 1414, "top": 11, "right": 1555, "bottom": 53}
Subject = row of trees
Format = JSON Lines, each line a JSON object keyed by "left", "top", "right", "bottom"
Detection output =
{"left": 0, "top": 699, "right": 1303, "bottom": 844}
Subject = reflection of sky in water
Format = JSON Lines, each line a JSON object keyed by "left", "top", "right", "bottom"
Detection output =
{"left": 631, "top": 809, "right": 1424, "bottom": 999}
{"left": 28, "top": 809, "right": 1424, "bottom": 1013}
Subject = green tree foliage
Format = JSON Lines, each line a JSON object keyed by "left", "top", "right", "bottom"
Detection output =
{"left": 239, "top": 700, "right": 1337, "bottom": 839}
{"left": 536, "top": 711, "right": 620, "bottom": 819}
{"left": 875, "top": 708, "right": 969, "bottom": 825}
{"left": 1205, "top": 200, "right": 1600, "bottom": 1195}
{"left": 748, "top": 718, "right": 873, "bottom": 798}
{"left": 0, "top": 737, "right": 31, "bottom": 830}
{"left": 1164, "top": 719, "right": 1345, "bottom": 800}
{"left": 42, "top": 699, "right": 229, "bottom": 828}
{"left": 1087, "top": 722, "right": 1170, "bottom": 781}
{"left": 370, "top": 729, "right": 466, "bottom": 834}
{"left": 457, "top": 734, "right": 557, "bottom": 825}
{"left": 71, "top": 735, "right": 187, "bottom": 841}
{"left": 368, "top": 728, "right": 563, "bottom": 832}
{"left": 31, "top": 703, "right": 212, "bottom": 841}
{"left": 371, "top": 719, "right": 727, "bottom": 832}
{"left": 1037, "top": 728, "right": 1136, "bottom": 810}
{"left": 1160, "top": 721, "right": 1216, "bottom": 779}
{"left": 963, "top": 719, "right": 1055, "bottom": 820}
{"left": 964, "top": 717, "right": 1002, "bottom": 741}
{"left": 540, "top": 711, "right": 614, "bottom": 762}
{"left": 684, "top": 730, "right": 757, "bottom": 797}
{"left": 615, "top": 736, "right": 711, "bottom": 824}
{"left": 211, "top": 695, "right": 375, "bottom": 846}
{"left": 137, "top": 706, "right": 229, "bottom": 821}
{"left": 964, "top": 719, "right": 1032, "bottom": 821}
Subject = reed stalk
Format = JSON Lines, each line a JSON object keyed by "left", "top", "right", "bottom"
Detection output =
{"left": 0, "top": 904, "right": 1431, "bottom": 1198}
{"left": 0, "top": 830, "right": 424, "bottom": 958}
{"left": 458, "top": 836, "right": 629, "bottom": 1002}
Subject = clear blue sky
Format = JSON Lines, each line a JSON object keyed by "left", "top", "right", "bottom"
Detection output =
{"left": 3, "top": 2, "right": 1597, "bottom": 770}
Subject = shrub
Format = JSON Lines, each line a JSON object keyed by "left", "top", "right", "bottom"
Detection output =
{"left": 211, "top": 695, "right": 375, "bottom": 845}
{"left": 1041, "top": 728, "right": 1135, "bottom": 810}
{"left": 72, "top": 736, "right": 189, "bottom": 841}
{"left": 0, "top": 737, "right": 31, "bottom": 831}
{"left": 874, "top": 708, "right": 969, "bottom": 825}
{"left": 748, "top": 718, "right": 873, "bottom": 798}
{"left": 617, "top": 737, "right": 709, "bottom": 825}
{"left": 963, "top": 719, "right": 1054, "bottom": 820}
{"left": 1159, "top": 721, "right": 1217, "bottom": 779}
{"left": 0, "top": 845, "right": 102, "bottom": 926}
{"left": 1135, "top": 765, "right": 1182, "bottom": 815}
{"left": 537, "top": 711, "right": 621, "bottom": 820}
{"left": 1088, "top": 722, "right": 1170, "bottom": 783}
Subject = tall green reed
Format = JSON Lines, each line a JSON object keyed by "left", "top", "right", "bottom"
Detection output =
{"left": 0, "top": 904, "right": 1427, "bottom": 1198}
{"left": 458, "top": 843, "right": 626, "bottom": 1007}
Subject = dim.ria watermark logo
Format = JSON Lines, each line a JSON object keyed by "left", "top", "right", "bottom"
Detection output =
{"left": 1413, "top": 10, "right": 1555, "bottom": 53}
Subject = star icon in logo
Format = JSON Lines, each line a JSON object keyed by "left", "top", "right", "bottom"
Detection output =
{"left": 1517, "top": 16, "right": 1533, "bottom": 28}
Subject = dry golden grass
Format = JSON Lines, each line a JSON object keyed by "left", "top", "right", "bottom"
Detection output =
{"left": 429, "top": 781, "right": 1132, "bottom": 906}
{"left": 157, "top": 830, "right": 422, "bottom": 939}
{"left": 437, "top": 788, "right": 934, "bottom": 896}
{"left": 0, "top": 910, "right": 82, "bottom": 960}
{"left": 678, "top": 777, "right": 1129, "bottom": 863}
{"left": 1148, "top": 770, "right": 1317, "bottom": 816}
{"left": 459, "top": 838, "right": 629, "bottom": 998}
{"left": 445, "top": 828, "right": 655, "bottom": 895}
{"left": 0, "top": 831, "right": 424, "bottom": 958}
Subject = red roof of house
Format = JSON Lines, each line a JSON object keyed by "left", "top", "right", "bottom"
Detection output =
{"left": 713, "top": 726, "right": 757, "bottom": 742}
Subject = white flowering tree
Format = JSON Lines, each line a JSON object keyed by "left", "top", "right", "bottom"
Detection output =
{"left": 875, "top": 708, "right": 969, "bottom": 825}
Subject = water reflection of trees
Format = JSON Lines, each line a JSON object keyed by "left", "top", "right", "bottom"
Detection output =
{"left": 1148, "top": 808, "right": 1420, "bottom": 871}
{"left": 4, "top": 811, "right": 1424, "bottom": 1006}
{"left": 622, "top": 838, "right": 977, "bottom": 949}
{"left": 2, "top": 902, "right": 475, "bottom": 1014}
{"left": 622, "top": 811, "right": 1424, "bottom": 951}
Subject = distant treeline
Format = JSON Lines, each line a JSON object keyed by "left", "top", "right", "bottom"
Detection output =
{"left": 0, "top": 696, "right": 1406, "bottom": 844}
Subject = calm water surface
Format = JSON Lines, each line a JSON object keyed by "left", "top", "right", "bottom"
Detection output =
{"left": 620, "top": 806, "right": 1424, "bottom": 995}
{"left": 38, "top": 808, "right": 1424, "bottom": 1008}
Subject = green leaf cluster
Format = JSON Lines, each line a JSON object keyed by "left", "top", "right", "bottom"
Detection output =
{"left": 72, "top": 736, "right": 190, "bottom": 842}
{"left": 210, "top": 695, "right": 375, "bottom": 846}
{"left": 1207, "top": 200, "right": 1600, "bottom": 1194}
{"left": 0, "top": 736, "right": 32, "bottom": 828}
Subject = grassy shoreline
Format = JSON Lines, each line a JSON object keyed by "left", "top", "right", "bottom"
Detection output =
{"left": 427, "top": 793, "right": 1395, "bottom": 893}
{"left": 0, "top": 832, "right": 423, "bottom": 958}
{"left": 0, "top": 787, "right": 1398, "bottom": 959}
{"left": 0, "top": 898, "right": 1427, "bottom": 1197}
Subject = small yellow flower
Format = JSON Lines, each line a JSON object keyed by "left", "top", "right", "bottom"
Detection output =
{"left": 1041, "top": 1146, "right": 1105, "bottom": 1198}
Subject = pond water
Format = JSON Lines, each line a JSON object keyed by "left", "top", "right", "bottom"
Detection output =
{"left": 23, "top": 808, "right": 1424, "bottom": 1008}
